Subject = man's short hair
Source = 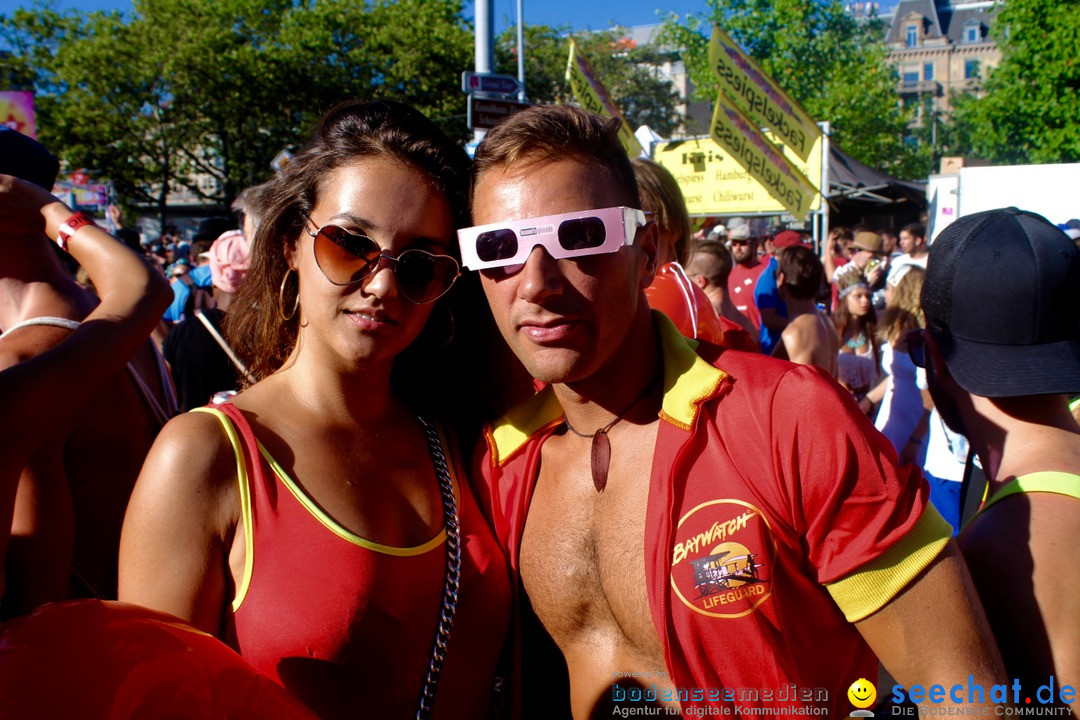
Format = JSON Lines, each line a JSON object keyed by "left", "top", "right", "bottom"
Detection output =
{"left": 470, "top": 105, "right": 640, "bottom": 210}
{"left": 777, "top": 245, "right": 824, "bottom": 300}
{"left": 901, "top": 222, "right": 925, "bottom": 240}
{"left": 922, "top": 207, "right": 1080, "bottom": 397}
{"left": 686, "top": 240, "right": 735, "bottom": 287}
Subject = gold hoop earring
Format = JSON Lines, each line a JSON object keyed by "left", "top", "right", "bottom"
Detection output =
{"left": 278, "top": 268, "right": 300, "bottom": 321}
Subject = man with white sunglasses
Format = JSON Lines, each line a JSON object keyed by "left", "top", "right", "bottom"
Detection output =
{"left": 461, "top": 105, "right": 1005, "bottom": 719}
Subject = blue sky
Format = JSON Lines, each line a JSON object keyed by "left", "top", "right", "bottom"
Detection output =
{"left": 0, "top": 1, "right": 713, "bottom": 31}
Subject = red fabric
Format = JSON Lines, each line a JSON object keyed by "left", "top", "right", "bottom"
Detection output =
{"left": 216, "top": 403, "right": 511, "bottom": 720}
{"left": 646, "top": 262, "right": 758, "bottom": 352}
{"left": 727, "top": 261, "right": 767, "bottom": 331}
{"left": 475, "top": 338, "right": 932, "bottom": 717}
{"left": 0, "top": 600, "right": 318, "bottom": 719}
{"left": 645, "top": 262, "right": 726, "bottom": 345}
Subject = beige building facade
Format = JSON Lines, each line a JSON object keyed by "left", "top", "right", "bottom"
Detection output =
{"left": 885, "top": 0, "right": 1001, "bottom": 127}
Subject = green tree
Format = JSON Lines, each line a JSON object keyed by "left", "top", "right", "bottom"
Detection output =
{"left": 495, "top": 24, "right": 683, "bottom": 137}
{"left": 660, "top": 0, "right": 930, "bottom": 179}
{"left": 1, "top": 0, "right": 472, "bottom": 226}
{"left": 947, "top": 0, "right": 1080, "bottom": 164}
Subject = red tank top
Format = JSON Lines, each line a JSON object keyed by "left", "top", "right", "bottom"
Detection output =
{"left": 199, "top": 403, "right": 510, "bottom": 720}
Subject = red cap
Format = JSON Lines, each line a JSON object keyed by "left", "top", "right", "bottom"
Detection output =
{"left": 772, "top": 230, "right": 806, "bottom": 249}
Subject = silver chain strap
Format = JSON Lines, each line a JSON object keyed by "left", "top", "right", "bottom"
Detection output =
{"left": 415, "top": 417, "right": 462, "bottom": 720}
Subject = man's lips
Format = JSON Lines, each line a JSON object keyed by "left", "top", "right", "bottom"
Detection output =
{"left": 517, "top": 316, "right": 580, "bottom": 343}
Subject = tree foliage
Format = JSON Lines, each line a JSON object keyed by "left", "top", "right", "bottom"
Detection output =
{"left": 660, "top": 0, "right": 931, "bottom": 179}
{"left": 0, "top": 0, "right": 472, "bottom": 223}
{"left": 946, "top": 0, "right": 1080, "bottom": 164}
{"left": 495, "top": 24, "right": 683, "bottom": 137}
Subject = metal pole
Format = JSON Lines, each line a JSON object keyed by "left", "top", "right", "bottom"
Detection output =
{"left": 475, "top": 0, "right": 494, "bottom": 72}
{"left": 516, "top": 0, "right": 527, "bottom": 102}
{"left": 474, "top": 0, "right": 494, "bottom": 142}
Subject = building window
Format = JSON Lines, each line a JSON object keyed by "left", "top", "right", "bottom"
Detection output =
{"left": 906, "top": 24, "right": 918, "bottom": 47}
{"left": 903, "top": 70, "right": 919, "bottom": 85}
{"left": 924, "top": 62, "right": 934, "bottom": 81}
{"left": 964, "top": 22, "right": 980, "bottom": 43}
{"left": 965, "top": 59, "right": 981, "bottom": 79}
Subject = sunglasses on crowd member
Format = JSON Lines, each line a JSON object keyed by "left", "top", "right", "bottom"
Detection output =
{"left": 905, "top": 328, "right": 927, "bottom": 368}
{"left": 457, "top": 206, "right": 648, "bottom": 271}
{"left": 303, "top": 218, "right": 460, "bottom": 304}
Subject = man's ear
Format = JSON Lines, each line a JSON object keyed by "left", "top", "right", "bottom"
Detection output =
{"left": 637, "top": 220, "right": 661, "bottom": 289}
{"left": 689, "top": 272, "right": 708, "bottom": 290}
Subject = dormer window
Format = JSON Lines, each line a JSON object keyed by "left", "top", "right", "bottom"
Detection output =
{"left": 964, "top": 21, "right": 981, "bottom": 43}
{"left": 906, "top": 24, "right": 918, "bottom": 47}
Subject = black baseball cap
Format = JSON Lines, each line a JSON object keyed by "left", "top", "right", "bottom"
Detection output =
{"left": 922, "top": 207, "right": 1080, "bottom": 397}
{"left": 0, "top": 126, "right": 59, "bottom": 190}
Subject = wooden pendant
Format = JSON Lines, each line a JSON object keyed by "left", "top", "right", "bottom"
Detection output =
{"left": 591, "top": 429, "right": 612, "bottom": 492}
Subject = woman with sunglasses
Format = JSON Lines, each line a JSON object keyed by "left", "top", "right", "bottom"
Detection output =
{"left": 118, "top": 100, "right": 512, "bottom": 719}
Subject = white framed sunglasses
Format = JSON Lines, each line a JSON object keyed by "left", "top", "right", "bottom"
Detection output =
{"left": 457, "top": 206, "right": 648, "bottom": 271}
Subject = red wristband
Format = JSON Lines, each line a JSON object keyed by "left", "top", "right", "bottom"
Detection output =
{"left": 56, "top": 211, "right": 96, "bottom": 252}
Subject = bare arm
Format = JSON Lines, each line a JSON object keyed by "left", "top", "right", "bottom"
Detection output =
{"left": 856, "top": 542, "right": 1007, "bottom": 710}
{"left": 118, "top": 410, "right": 238, "bottom": 636}
{"left": 0, "top": 175, "right": 170, "bottom": 441}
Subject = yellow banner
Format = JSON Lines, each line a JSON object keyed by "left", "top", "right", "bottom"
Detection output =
{"left": 565, "top": 38, "right": 645, "bottom": 158}
{"left": 708, "top": 26, "right": 821, "bottom": 163}
{"left": 663, "top": 94, "right": 820, "bottom": 219}
{"left": 653, "top": 133, "right": 823, "bottom": 218}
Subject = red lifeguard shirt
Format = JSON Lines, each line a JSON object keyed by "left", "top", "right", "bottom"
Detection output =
{"left": 474, "top": 314, "right": 950, "bottom": 717}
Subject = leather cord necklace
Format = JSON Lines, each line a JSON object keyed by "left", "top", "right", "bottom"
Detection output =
{"left": 562, "top": 370, "right": 662, "bottom": 492}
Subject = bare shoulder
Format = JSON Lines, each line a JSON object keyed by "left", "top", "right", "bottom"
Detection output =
{"left": 119, "top": 409, "right": 242, "bottom": 630}
{"left": 780, "top": 313, "right": 813, "bottom": 344}
{"left": 132, "top": 409, "right": 242, "bottom": 523}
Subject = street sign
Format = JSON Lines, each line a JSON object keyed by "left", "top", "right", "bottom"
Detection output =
{"left": 467, "top": 95, "right": 531, "bottom": 130}
{"left": 462, "top": 71, "right": 522, "bottom": 97}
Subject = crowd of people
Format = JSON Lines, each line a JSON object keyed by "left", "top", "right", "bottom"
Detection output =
{"left": 0, "top": 103, "right": 1077, "bottom": 719}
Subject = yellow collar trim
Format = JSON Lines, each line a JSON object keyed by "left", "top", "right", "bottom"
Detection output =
{"left": 488, "top": 312, "right": 728, "bottom": 465}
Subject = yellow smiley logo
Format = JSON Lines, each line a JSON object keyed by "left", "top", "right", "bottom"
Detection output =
{"left": 847, "top": 678, "right": 876, "bottom": 709}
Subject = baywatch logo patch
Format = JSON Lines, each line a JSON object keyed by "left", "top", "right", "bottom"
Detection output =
{"left": 670, "top": 499, "right": 775, "bottom": 618}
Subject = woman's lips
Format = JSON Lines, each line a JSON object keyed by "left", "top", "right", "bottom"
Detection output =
{"left": 346, "top": 310, "right": 396, "bottom": 330}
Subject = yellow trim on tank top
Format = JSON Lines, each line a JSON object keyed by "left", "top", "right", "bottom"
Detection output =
{"left": 191, "top": 407, "right": 256, "bottom": 614}
{"left": 193, "top": 407, "right": 452, "bottom": 615}
{"left": 257, "top": 442, "right": 449, "bottom": 556}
